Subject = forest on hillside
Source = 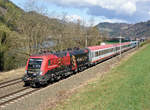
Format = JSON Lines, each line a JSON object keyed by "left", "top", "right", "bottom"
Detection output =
{"left": 0, "top": 0, "right": 102, "bottom": 71}
{"left": 97, "top": 21, "right": 150, "bottom": 39}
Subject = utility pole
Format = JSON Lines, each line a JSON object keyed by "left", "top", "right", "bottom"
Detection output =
{"left": 85, "top": 33, "right": 88, "bottom": 47}
{"left": 120, "top": 35, "right": 122, "bottom": 58}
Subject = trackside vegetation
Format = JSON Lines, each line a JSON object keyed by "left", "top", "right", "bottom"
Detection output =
{"left": 52, "top": 44, "right": 150, "bottom": 110}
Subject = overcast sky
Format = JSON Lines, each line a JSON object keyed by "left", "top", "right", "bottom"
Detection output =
{"left": 10, "top": 0, "right": 150, "bottom": 25}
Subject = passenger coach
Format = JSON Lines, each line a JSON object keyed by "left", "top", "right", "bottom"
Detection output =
{"left": 86, "top": 42, "right": 136, "bottom": 65}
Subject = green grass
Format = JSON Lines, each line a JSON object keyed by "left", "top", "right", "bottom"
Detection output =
{"left": 104, "top": 41, "right": 127, "bottom": 44}
{"left": 51, "top": 44, "right": 150, "bottom": 110}
{"left": 104, "top": 41, "right": 119, "bottom": 44}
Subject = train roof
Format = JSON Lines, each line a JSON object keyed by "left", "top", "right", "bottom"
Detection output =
{"left": 30, "top": 53, "right": 57, "bottom": 59}
{"left": 87, "top": 42, "right": 130, "bottom": 51}
{"left": 69, "top": 48, "right": 88, "bottom": 56}
{"left": 87, "top": 44, "right": 114, "bottom": 51}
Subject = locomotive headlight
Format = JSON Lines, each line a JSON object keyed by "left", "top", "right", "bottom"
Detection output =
{"left": 39, "top": 71, "right": 43, "bottom": 75}
{"left": 37, "top": 71, "right": 43, "bottom": 75}
{"left": 33, "top": 73, "right": 36, "bottom": 76}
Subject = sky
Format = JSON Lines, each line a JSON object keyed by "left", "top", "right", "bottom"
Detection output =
{"left": 9, "top": 0, "right": 150, "bottom": 25}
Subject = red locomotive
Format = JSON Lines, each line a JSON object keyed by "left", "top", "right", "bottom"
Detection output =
{"left": 22, "top": 48, "right": 89, "bottom": 87}
{"left": 22, "top": 41, "right": 139, "bottom": 87}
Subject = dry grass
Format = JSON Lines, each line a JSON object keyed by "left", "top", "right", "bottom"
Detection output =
{"left": 0, "top": 67, "right": 25, "bottom": 81}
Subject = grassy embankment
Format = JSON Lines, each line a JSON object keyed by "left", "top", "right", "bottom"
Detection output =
{"left": 52, "top": 44, "right": 150, "bottom": 110}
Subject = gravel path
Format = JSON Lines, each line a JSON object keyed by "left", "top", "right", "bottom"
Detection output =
{"left": 0, "top": 47, "right": 139, "bottom": 110}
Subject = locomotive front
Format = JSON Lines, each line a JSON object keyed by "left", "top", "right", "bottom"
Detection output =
{"left": 22, "top": 56, "right": 47, "bottom": 87}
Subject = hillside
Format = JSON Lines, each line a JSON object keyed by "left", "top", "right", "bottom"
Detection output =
{"left": 0, "top": 0, "right": 24, "bottom": 71}
{"left": 122, "top": 21, "right": 150, "bottom": 38}
{"left": 97, "top": 22, "right": 131, "bottom": 37}
{"left": 0, "top": 0, "right": 58, "bottom": 71}
{"left": 0, "top": 0, "right": 63, "bottom": 71}
{"left": 0, "top": 0, "right": 23, "bottom": 30}
{"left": 0, "top": 0, "right": 101, "bottom": 71}
{"left": 97, "top": 21, "right": 150, "bottom": 39}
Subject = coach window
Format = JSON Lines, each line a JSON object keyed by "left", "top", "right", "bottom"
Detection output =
{"left": 92, "top": 52, "right": 95, "bottom": 57}
{"left": 97, "top": 51, "right": 99, "bottom": 56}
{"left": 91, "top": 53, "right": 93, "bottom": 57}
{"left": 111, "top": 48, "right": 113, "bottom": 52}
{"left": 109, "top": 49, "right": 111, "bottom": 52}
{"left": 102, "top": 50, "right": 104, "bottom": 54}
{"left": 104, "top": 50, "right": 106, "bottom": 54}
{"left": 95, "top": 52, "right": 97, "bottom": 56}
{"left": 102, "top": 50, "right": 104, "bottom": 55}
{"left": 48, "top": 60, "right": 51, "bottom": 66}
{"left": 117, "top": 47, "right": 119, "bottom": 50}
{"left": 105, "top": 50, "right": 107, "bottom": 54}
{"left": 106, "top": 49, "right": 108, "bottom": 53}
{"left": 98, "top": 51, "right": 100, "bottom": 56}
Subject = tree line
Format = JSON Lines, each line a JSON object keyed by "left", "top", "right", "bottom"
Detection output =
{"left": 0, "top": 0, "right": 105, "bottom": 71}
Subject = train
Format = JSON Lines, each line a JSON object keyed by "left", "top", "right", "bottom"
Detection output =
{"left": 22, "top": 41, "right": 139, "bottom": 87}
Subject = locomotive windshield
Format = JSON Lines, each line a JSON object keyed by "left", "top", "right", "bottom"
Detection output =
{"left": 28, "top": 58, "right": 43, "bottom": 69}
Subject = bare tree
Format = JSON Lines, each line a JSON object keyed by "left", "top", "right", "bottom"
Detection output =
{"left": 17, "top": 13, "right": 51, "bottom": 55}
{"left": 14, "top": 1, "right": 53, "bottom": 55}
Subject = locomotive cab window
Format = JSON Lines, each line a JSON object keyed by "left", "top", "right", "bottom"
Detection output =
{"left": 28, "top": 58, "right": 43, "bottom": 69}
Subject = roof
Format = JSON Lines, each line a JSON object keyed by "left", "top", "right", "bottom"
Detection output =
{"left": 87, "top": 44, "right": 114, "bottom": 51}
{"left": 30, "top": 53, "right": 57, "bottom": 59}
{"left": 87, "top": 42, "right": 130, "bottom": 51}
{"left": 70, "top": 48, "right": 88, "bottom": 56}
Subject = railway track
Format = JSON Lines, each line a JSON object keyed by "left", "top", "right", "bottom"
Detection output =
{"left": 0, "top": 77, "right": 41, "bottom": 108}
{"left": 0, "top": 87, "right": 40, "bottom": 107}
{"left": 0, "top": 78, "right": 22, "bottom": 89}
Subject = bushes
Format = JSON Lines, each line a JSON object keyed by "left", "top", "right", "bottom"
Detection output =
{"left": 0, "top": 25, "right": 24, "bottom": 71}
{"left": 140, "top": 40, "right": 150, "bottom": 47}
{"left": 3, "top": 54, "right": 16, "bottom": 70}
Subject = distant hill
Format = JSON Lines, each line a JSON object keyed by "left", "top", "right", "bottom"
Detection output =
{"left": 122, "top": 21, "right": 150, "bottom": 38}
{"left": 97, "top": 21, "right": 150, "bottom": 39}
